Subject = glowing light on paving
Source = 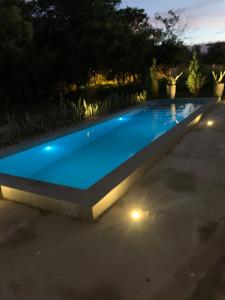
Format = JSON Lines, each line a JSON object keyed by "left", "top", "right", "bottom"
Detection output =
{"left": 207, "top": 120, "right": 214, "bottom": 127}
{"left": 130, "top": 210, "right": 142, "bottom": 221}
{"left": 118, "top": 117, "right": 124, "bottom": 121}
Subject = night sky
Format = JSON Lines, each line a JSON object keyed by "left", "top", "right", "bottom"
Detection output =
{"left": 121, "top": 0, "right": 225, "bottom": 44}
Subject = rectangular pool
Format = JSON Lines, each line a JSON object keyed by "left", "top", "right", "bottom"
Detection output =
{"left": 0, "top": 101, "right": 202, "bottom": 189}
{"left": 0, "top": 98, "right": 217, "bottom": 221}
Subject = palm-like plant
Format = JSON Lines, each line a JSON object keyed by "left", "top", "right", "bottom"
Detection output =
{"left": 163, "top": 72, "right": 183, "bottom": 86}
{"left": 212, "top": 70, "right": 225, "bottom": 84}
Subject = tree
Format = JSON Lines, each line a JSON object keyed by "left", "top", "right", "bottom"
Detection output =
{"left": 155, "top": 9, "right": 189, "bottom": 43}
{"left": 0, "top": 0, "right": 33, "bottom": 96}
{"left": 0, "top": 0, "right": 33, "bottom": 61}
{"left": 25, "top": 1, "right": 158, "bottom": 92}
{"left": 27, "top": 0, "right": 122, "bottom": 89}
{"left": 203, "top": 42, "right": 225, "bottom": 65}
{"left": 101, "top": 7, "right": 157, "bottom": 82}
{"left": 0, "top": 0, "right": 192, "bottom": 101}
{"left": 154, "top": 10, "right": 191, "bottom": 66}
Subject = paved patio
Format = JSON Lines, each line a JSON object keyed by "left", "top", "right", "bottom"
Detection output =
{"left": 0, "top": 102, "right": 225, "bottom": 300}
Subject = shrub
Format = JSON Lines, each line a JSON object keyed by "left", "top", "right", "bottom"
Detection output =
{"left": 186, "top": 53, "right": 206, "bottom": 96}
{"left": 150, "top": 58, "right": 159, "bottom": 97}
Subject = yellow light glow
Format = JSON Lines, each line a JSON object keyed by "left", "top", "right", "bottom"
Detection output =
{"left": 130, "top": 210, "right": 142, "bottom": 221}
{"left": 207, "top": 120, "right": 214, "bottom": 127}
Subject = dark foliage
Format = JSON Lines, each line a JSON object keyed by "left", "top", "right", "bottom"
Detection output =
{"left": 0, "top": 0, "right": 191, "bottom": 102}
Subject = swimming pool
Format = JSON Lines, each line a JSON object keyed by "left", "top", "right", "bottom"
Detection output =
{"left": 0, "top": 101, "right": 202, "bottom": 189}
{"left": 0, "top": 98, "right": 218, "bottom": 221}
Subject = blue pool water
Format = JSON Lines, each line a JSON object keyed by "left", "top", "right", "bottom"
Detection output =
{"left": 0, "top": 100, "right": 203, "bottom": 189}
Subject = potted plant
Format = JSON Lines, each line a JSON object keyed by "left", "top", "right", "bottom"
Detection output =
{"left": 163, "top": 72, "right": 183, "bottom": 99}
{"left": 212, "top": 70, "right": 225, "bottom": 99}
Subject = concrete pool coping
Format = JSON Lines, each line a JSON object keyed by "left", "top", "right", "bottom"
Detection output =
{"left": 0, "top": 97, "right": 220, "bottom": 222}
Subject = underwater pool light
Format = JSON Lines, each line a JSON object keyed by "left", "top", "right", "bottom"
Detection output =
{"left": 44, "top": 146, "right": 52, "bottom": 151}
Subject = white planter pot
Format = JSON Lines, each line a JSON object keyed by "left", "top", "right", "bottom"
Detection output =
{"left": 214, "top": 83, "right": 224, "bottom": 99}
{"left": 167, "top": 85, "right": 176, "bottom": 99}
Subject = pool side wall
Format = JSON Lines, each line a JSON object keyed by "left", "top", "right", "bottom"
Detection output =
{"left": 0, "top": 186, "right": 93, "bottom": 220}
{"left": 0, "top": 98, "right": 220, "bottom": 222}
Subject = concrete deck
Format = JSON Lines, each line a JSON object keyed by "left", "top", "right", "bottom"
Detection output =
{"left": 1, "top": 102, "right": 225, "bottom": 300}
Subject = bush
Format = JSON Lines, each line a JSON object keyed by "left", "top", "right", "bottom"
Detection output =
{"left": 186, "top": 53, "right": 207, "bottom": 96}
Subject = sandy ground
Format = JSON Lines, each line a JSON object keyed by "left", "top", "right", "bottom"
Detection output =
{"left": 0, "top": 102, "right": 225, "bottom": 300}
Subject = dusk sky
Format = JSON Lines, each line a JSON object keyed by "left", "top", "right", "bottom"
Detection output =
{"left": 121, "top": 0, "right": 225, "bottom": 44}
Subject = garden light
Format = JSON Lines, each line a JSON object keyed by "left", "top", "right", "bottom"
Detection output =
{"left": 207, "top": 120, "right": 214, "bottom": 127}
{"left": 130, "top": 209, "right": 147, "bottom": 221}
